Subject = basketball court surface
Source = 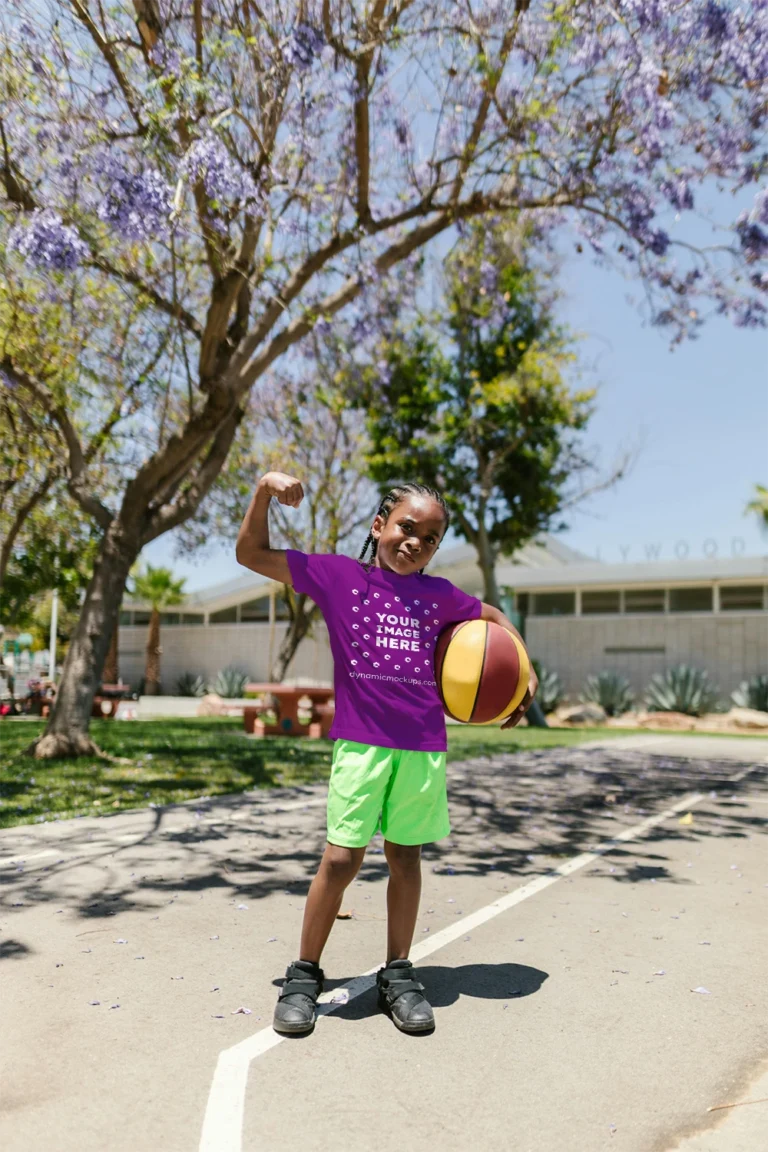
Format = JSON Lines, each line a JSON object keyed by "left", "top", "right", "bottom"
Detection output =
{"left": 2, "top": 733, "right": 767, "bottom": 1152}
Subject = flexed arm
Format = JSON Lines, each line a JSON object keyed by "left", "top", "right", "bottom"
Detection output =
{"left": 235, "top": 472, "right": 305, "bottom": 584}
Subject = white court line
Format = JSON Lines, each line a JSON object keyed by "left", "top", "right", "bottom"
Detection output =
{"left": 198, "top": 768, "right": 760, "bottom": 1152}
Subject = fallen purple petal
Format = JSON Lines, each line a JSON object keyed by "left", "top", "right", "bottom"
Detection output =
{"left": 691, "top": 986, "right": 711, "bottom": 994}
{"left": 232, "top": 1006, "right": 252, "bottom": 1014}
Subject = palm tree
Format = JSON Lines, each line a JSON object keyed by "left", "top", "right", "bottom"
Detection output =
{"left": 129, "top": 564, "right": 186, "bottom": 695}
{"left": 746, "top": 484, "right": 768, "bottom": 531}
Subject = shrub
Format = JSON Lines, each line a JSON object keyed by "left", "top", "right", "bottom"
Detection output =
{"left": 177, "top": 672, "right": 207, "bottom": 697}
{"left": 731, "top": 674, "right": 768, "bottom": 712}
{"left": 531, "top": 660, "right": 564, "bottom": 713}
{"left": 645, "top": 665, "right": 719, "bottom": 716}
{"left": 211, "top": 666, "right": 249, "bottom": 698}
{"left": 581, "top": 671, "right": 634, "bottom": 716}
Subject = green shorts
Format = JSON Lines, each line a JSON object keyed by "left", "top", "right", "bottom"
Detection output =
{"left": 326, "top": 739, "right": 451, "bottom": 848}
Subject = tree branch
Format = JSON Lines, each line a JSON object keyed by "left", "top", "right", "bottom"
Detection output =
{"left": 140, "top": 404, "right": 245, "bottom": 543}
{"left": 0, "top": 357, "right": 114, "bottom": 529}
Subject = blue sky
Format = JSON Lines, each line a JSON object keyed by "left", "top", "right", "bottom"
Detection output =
{"left": 146, "top": 211, "right": 768, "bottom": 591}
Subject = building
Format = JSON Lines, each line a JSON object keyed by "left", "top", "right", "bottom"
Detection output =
{"left": 118, "top": 538, "right": 768, "bottom": 700}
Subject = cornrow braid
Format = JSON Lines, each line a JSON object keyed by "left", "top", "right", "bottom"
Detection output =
{"left": 357, "top": 482, "right": 450, "bottom": 574}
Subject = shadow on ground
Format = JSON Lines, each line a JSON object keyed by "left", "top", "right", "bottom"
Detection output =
{"left": 2, "top": 744, "right": 767, "bottom": 951}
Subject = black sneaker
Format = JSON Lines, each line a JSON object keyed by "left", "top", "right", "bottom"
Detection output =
{"left": 376, "top": 959, "right": 435, "bottom": 1033}
{"left": 273, "top": 960, "right": 324, "bottom": 1035}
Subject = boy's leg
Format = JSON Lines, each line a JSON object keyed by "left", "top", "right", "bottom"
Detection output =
{"left": 299, "top": 842, "right": 366, "bottom": 963}
{"left": 383, "top": 841, "right": 422, "bottom": 962}
{"left": 274, "top": 842, "right": 364, "bottom": 1035}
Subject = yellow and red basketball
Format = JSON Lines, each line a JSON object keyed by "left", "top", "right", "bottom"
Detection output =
{"left": 434, "top": 619, "right": 530, "bottom": 725}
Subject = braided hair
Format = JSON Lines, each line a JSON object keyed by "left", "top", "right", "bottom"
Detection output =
{"left": 357, "top": 482, "right": 450, "bottom": 574}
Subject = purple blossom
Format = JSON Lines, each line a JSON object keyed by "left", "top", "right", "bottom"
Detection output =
{"left": 661, "top": 177, "right": 694, "bottom": 212}
{"left": 9, "top": 210, "right": 88, "bottom": 271}
{"left": 97, "top": 164, "right": 172, "bottom": 240}
{"left": 284, "top": 23, "right": 324, "bottom": 72}
{"left": 736, "top": 218, "right": 768, "bottom": 263}
{"left": 700, "top": 2, "right": 730, "bottom": 44}
{"left": 183, "top": 135, "right": 259, "bottom": 207}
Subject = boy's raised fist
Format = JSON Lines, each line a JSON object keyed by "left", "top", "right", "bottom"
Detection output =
{"left": 258, "top": 472, "right": 305, "bottom": 507}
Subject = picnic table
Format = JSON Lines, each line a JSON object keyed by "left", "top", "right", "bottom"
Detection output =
{"left": 243, "top": 683, "right": 334, "bottom": 739}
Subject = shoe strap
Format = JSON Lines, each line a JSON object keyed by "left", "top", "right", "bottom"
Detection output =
{"left": 377, "top": 965, "right": 425, "bottom": 1000}
{"left": 279, "top": 963, "right": 323, "bottom": 1001}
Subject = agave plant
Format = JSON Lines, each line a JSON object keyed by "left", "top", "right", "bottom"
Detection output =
{"left": 645, "top": 664, "right": 719, "bottom": 716}
{"left": 531, "top": 661, "right": 563, "bottom": 714}
{"left": 210, "top": 666, "right": 249, "bottom": 698}
{"left": 731, "top": 674, "right": 768, "bottom": 712}
{"left": 581, "top": 671, "right": 634, "bottom": 716}
{"left": 176, "top": 672, "right": 207, "bottom": 698}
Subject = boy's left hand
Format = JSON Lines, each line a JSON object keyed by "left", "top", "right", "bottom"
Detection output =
{"left": 501, "top": 665, "right": 539, "bottom": 729}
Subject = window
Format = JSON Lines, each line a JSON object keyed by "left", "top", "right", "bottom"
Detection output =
{"left": 720, "top": 585, "right": 766, "bottom": 611}
{"left": 210, "top": 606, "right": 238, "bottom": 623}
{"left": 180, "top": 613, "right": 203, "bottom": 625}
{"left": 119, "top": 611, "right": 133, "bottom": 625}
{"left": 582, "top": 590, "right": 621, "bottom": 615}
{"left": 132, "top": 611, "right": 151, "bottom": 626}
{"left": 160, "top": 612, "right": 180, "bottom": 625}
{"left": 240, "top": 598, "right": 270, "bottom": 622}
{"left": 669, "top": 586, "right": 712, "bottom": 613}
{"left": 624, "top": 589, "right": 665, "bottom": 614}
{"left": 515, "top": 593, "right": 529, "bottom": 615}
{"left": 531, "top": 592, "right": 575, "bottom": 616}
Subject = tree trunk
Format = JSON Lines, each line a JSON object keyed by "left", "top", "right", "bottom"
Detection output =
{"left": 269, "top": 593, "right": 318, "bottom": 682}
{"left": 144, "top": 608, "right": 161, "bottom": 694}
{"left": 103, "top": 621, "right": 119, "bottom": 684}
{"left": 25, "top": 521, "right": 139, "bottom": 758}
{"left": 475, "top": 518, "right": 548, "bottom": 727}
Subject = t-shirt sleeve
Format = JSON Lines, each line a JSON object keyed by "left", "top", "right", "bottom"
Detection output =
{"left": 442, "top": 580, "right": 483, "bottom": 623}
{"left": 285, "top": 550, "right": 335, "bottom": 607}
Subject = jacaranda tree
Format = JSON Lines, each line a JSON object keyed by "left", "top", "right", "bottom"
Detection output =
{"left": 1, "top": 0, "right": 766, "bottom": 756}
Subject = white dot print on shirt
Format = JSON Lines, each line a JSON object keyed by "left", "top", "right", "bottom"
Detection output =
{"left": 364, "top": 634, "right": 370, "bottom": 640}
{"left": 395, "top": 665, "right": 400, "bottom": 670}
{"left": 432, "top": 603, "right": 438, "bottom": 608}
{"left": 433, "top": 618, "right": 439, "bottom": 624}
{"left": 351, "top": 660, "right": 357, "bottom": 666}
{"left": 363, "top": 616, "right": 370, "bottom": 623}
{"left": 374, "top": 593, "right": 380, "bottom": 598}
{"left": 415, "top": 666, "right": 421, "bottom": 672}
{"left": 374, "top": 662, "right": 380, "bottom": 668}
{"left": 425, "top": 642, "right": 431, "bottom": 649}
{"left": 384, "top": 654, "right": 390, "bottom": 661}
{"left": 363, "top": 652, "right": 369, "bottom": 658}
{"left": 405, "top": 658, "right": 411, "bottom": 663}
{"left": 352, "top": 588, "right": 359, "bottom": 595}
{"left": 385, "top": 602, "right": 391, "bottom": 609}
{"left": 414, "top": 599, "right": 420, "bottom": 605}
{"left": 352, "top": 642, "right": 359, "bottom": 648}
{"left": 395, "top": 596, "right": 400, "bottom": 602}
{"left": 352, "top": 606, "right": 359, "bottom": 612}
{"left": 353, "top": 624, "right": 359, "bottom": 630}
{"left": 425, "top": 627, "right": 431, "bottom": 633}
{"left": 363, "top": 599, "right": 370, "bottom": 605}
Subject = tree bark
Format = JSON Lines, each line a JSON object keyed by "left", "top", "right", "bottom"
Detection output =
{"left": 269, "top": 592, "right": 319, "bottom": 682}
{"left": 25, "top": 520, "right": 140, "bottom": 758}
{"left": 103, "top": 621, "right": 119, "bottom": 684}
{"left": 474, "top": 512, "right": 548, "bottom": 727}
{"left": 144, "top": 607, "right": 161, "bottom": 694}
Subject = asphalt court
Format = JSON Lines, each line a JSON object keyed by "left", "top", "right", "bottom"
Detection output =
{"left": 1, "top": 735, "right": 767, "bottom": 1152}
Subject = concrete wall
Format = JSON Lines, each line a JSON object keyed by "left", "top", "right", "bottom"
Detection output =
{"left": 526, "top": 611, "right": 768, "bottom": 699}
{"left": 119, "top": 610, "right": 767, "bottom": 701}
{"left": 117, "top": 620, "right": 334, "bottom": 690}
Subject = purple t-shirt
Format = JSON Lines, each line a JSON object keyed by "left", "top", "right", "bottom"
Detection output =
{"left": 286, "top": 551, "right": 483, "bottom": 752}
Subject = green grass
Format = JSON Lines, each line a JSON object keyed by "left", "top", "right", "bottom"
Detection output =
{"left": 0, "top": 716, "right": 762, "bottom": 830}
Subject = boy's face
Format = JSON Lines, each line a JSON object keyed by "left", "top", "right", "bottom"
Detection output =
{"left": 371, "top": 494, "right": 446, "bottom": 575}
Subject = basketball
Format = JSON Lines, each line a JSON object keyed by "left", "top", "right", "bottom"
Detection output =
{"left": 434, "top": 619, "right": 531, "bottom": 725}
